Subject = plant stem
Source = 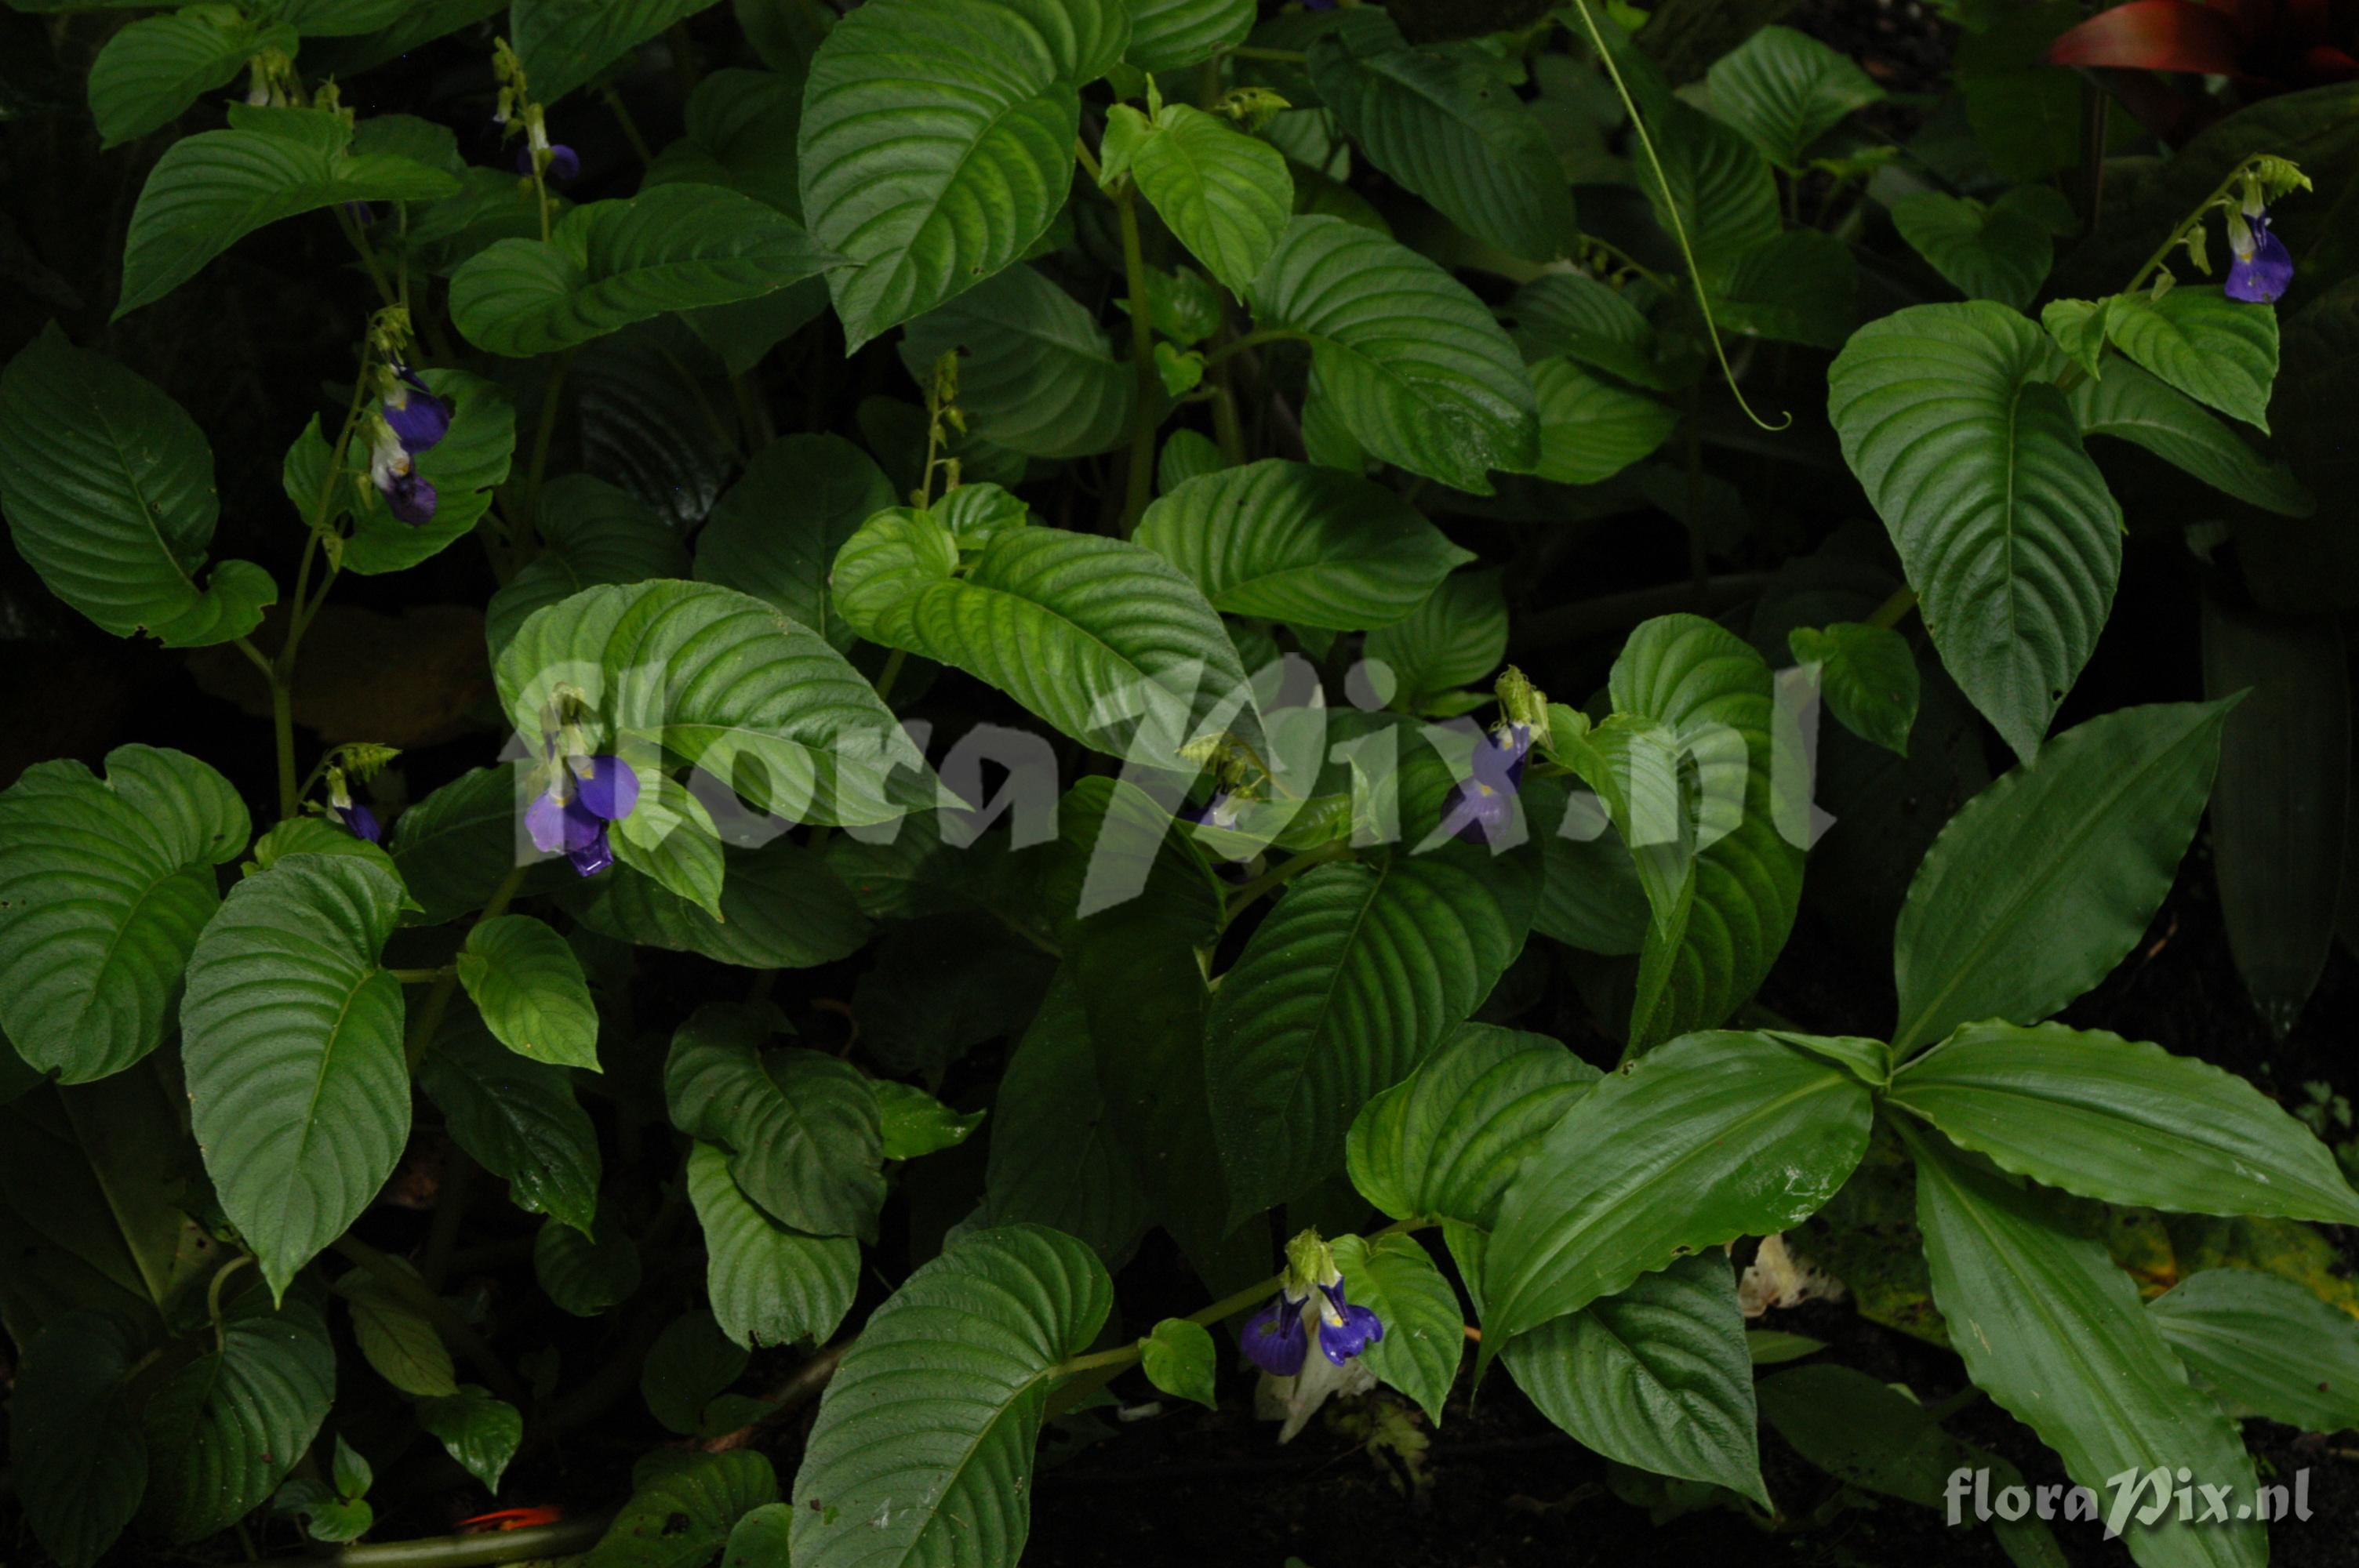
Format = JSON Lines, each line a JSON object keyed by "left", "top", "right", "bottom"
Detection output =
{"left": 388, "top": 967, "right": 451, "bottom": 984}
{"left": 1201, "top": 327, "right": 1313, "bottom": 372}
{"left": 601, "top": 85, "right": 656, "bottom": 165}
{"left": 330, "top": 1236, "right": 526, "bottom": 1406}
{"left": 334, "top": 203, "right": 399, "bottom": 310}
{"left": 1865, "top": 585, "right": 1918, "bottom": 630}
{"left": 206, "top": 1254, "right": 256, "bottom": 1350}
{"left": 515, "top": 351, "right": 571, "bottom": 555}
{"left": 1114, "top": 180, "right": 1161, "bottom": 532}
{"left": 2124, "top": 157, "right": 2266, "bottom": 295}
{"left": 403, "top": 866, "right": 525, "bottom": 1073}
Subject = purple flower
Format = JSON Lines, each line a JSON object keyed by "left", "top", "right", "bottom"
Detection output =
{"left": 1439, "top": 722, "right": 1533, "bottom": 845}
{"left": 381, "top": 366, "right": 450, "bottom": 455}
{"left": 1241, "top": 1293, "right": 1310, "bottom": 1377}
{"left": 525, "top": 752, "right": 639, "bottom": 876}
{"left": 367, "top": 422, "right": 439, "bottom": 527}
{"left": 1181, "top": 789, "right": 1243, "bottom": 832}
{"left": 329, "top": 802, "right": 382, "bottom": 844}
{"left": 1312, "top": 1282, "right": 1383, "bottom": 1366}
{"left": 516, "top": 142, "right": 580, "bottom": 183}
{"left": 2225, "top": 209, "right": 2295, "bottom": 303}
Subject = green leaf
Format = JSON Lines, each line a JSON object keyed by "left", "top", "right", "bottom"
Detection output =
{"left": 1308, "top": 16, "right": 1576, "bottom": 263}
{"left": 799, "top": 0, "right": 1127, "bottom": 349}
{"left": 725, "top": 1503, "right": 794, "bottom": 1564}
{"left": 1481, "top": 1030, "right": 1873, "bottom": 1349}
{"left": 1789, "top": 622, "right": 1918, "bottom": 757}
{"left": 416, "top": 1386, "right": 522, "bottom": 1494}
{"left": 1363, "top": 566, "right": 1506, "bottom": 710}
{"left": 984, "top": 971, "right": 1154, "bottom": 1265}
{"left": 336, "top": 1259, "right": 456, "bottom": 1398}
{"left": 1703, "top": 24, "right": 1882, "bottom": 170}
{"left": 1903, "top": 1124, "right": 2264, "bottom": 1568}
{"left": 1506, "top": 270, "right": 1668, "bottom": 386}
{"left": 2147, "top": 1269, "right": 2359, "bottom": 1432}
{"left": 116, "top": 105, "right": 459, "bottom": 318}
{"left": 141, "top": 1290, "right": 334, "bottom": 1543}
{"left": 685, "top": 1139, "right": 858, "bottom": 1349}
{"left": 1205, "top": 755, "right": 1539, "bottom": 1224}
{"left": 1647, "top": 99, "right": 1780, "bottom": 278}
{"left": 645, "top": 67, "right": 805, "bottom": 220}
{"left": 1135, "top": 459, "right": 1470, "bottom": 630}
{"left": 281, "top": 368, "right": 514, "bottom": 575}
{"left": 666, "top": 1004, "right": 885, "bottom": 1240}
{"left": 2069, "top": 361, "right": 2312, "bottom": 517}
{"left": 487, "top": 476, "right": 687, "bottom": 656}
{"left": 456, "top": 913, "right": 601, "bottom": 1072}
{"left": 1333, "top": 1231, "right": 1461, "bottom": 1424}
{"left": 1892, "top": 699, "right": 2235, "bottom": 1051}
{"left": 1528, "top": 358, "right": 1678, "bottom": 485}
{"left": 1140, "top": 1316, "right": 1218, "bottom": 1408}
{"left": 561, "top": 838, "right": 874, "bottom": 968}
{"left": 0, "top": 325, "right": 274, "bottom": 645}
{"left": 2105, "top": 285, "right": 2279, "bottom": 432}
{"left": 1346, "top": 1022, "right": 1598, "bottom": 1231}
{"left": 693, "top": 434, "right": 895, "bottom": 651}
{"left": 607, "top": 770, "right": 726, "bottom": 920}
{"left": 1890, "top": 1020, "right": 2359, "bottom": 1224}
{"left": 183, "top": 855, "right": 409, "bottom": 1299}
{"left": 450, "top": 183, "right": 828, "bottom": 357}
{"left": 416, "top": 1012, "right": 599, "bottom": 1234}
{"left": 495, "top": 579, "right": 932, "bottom": 829}
{"left": 387, "top": 764, "right": 541, "bottom": 926}
{"left": 1713, "top": 227, "right": 1859, "bottom": 350}
{"left": 9, "top": 1311, "right": 147, "bottom": 1568}
{"left": 1247, "top": 216, "right": 1539, "bottom": 493}
{"left": 1889, "top": 188, "right": 2059, "bottom": 312}
{"left": 255, "top": 0, "right": 415, "bottom": 35}
{"left": 1123, "top": 0, "right": 1252, "bottom": 72}
{"left": 1828, "top": 301, "right": 2122, "bottom": 760}
{"left": 511, "top": 0, "right": 726, "bottom": 104}
{"left": 874, "top": 1080, "right": 985, "bottom": 1158}
{"left": 642, "top": 1308, "right": 751, "bottom": 1435}
{"left": 791, "top": 1225, "right": 1113, "bottom": 1568}
{"left": 1113, "top": 103, "right": 1292, "bottom": 297}
{"left": 89, "top": 6, "right": 288, "bottom": 148}
{"left": 898, "top": 263, "right": 1134, "bottom": 458}
{"left": 587, "top": 1450, "right": 777, "bottom": 1568}
{"left": 0, "top": 745, "right": 247, "bottom": 1081}
{"left": 534, "top": 1207, "right": 642, "bottom": 1316}
{"left": 834, "top": 514, "right": 1252, "bottom": 762}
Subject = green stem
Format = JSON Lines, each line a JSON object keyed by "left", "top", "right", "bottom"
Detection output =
{"left": 334, "top": 203, "right": 399, "bottom": 310}
{"left": 206, "top": 1254, "right": 256, "bottom": 1350}
{"left": 602, "top": 85, "right": 655, "bottom": 166}
{"left": 872, "top": 647, "right": 910, "bottom": 708}
{"left": 403, "top": 866, "right": 526, "bottom": 1073}
{"left": 2124, "top": 160, "right": 2259, "bottom": 296}
{"left": 1114, "top": 180, "right": 1161, "bottom": 533}
{"left": 261, "top": 1512, "right": 611, "bottom": 1566}
{"left": 515, "top": 351, "right": 572, "bottom": 556}
{"left": 1201, "top": 327, "right": 1313, "bottom": 372}
{"left": 388, "top": 967, "right": 450, "bottom": 985}
{"left": 1865, "top": 585, "right": 1918, "bottom": 630}
{"left": 330, "top": 1236, "right": 527, "bottom": 1406}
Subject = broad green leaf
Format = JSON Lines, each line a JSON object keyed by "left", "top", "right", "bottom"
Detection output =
{"left": 899, "top": 264, "right": 1134, "bottom": 458}
{"left": 1205, "top": 756, "right": 1539, "bottom": 1224}
{"left": 456, "top": 913, "right": 600, "bottom": 1071}
{"left": 1904, "top": 1125, "right": 2263, "bottom": 1568}
{"left": 645, "top": 67, "right": 805, "bottom": 219}
{"left": 141, "top": 1290, "right": 334, "bottom": 1543}
{"left": 984, "top": 971, "right": 1154, "bottom": 1266}
{"left": 280, "top": 368, "right": 515, "bottom": 575}
{"left": 1308, "top": 15, "right": 1576, "bottom": 263}
{"left": 1135, "top": 459, "right": 1470, "bottom": 630}
{"left": 89, "top": 6, "right": 289, "bottom": 148}
{"left": 1714, "top": 227, "right": 1860, "bottom": 350}
{"left": 2070, "top": 359, "right": 2311, "bottom": 517}
{"left": 874, "top": 1080, "right": 985, "bottom": 1159}
{"left": 666, "top": 1004, "right": 885, "bottom": 1240}
{"left": 336, "top": 1259, "right": 456, "bottom": 1398}
{"left": 685, "top": 1140, "right": 858, "bottom": 1349}
{"left": 1108, "top": 103, "right": 1292, "bottom": 297}
{"left": 1346, "top": 1022, "right": 1598, "bottom": 1231}
{"left": 494, "top": 579, "right": 932, "bottom": 829}
{"left": 1504, "top": 272, "right": 1670, "bottom": 387}
{"left": 10, "top": 1311, "right": 147, "bottom": 1568}
{"left": 1703, "top": 24, "right": 1882, "bottom": 170}
{"left": 450, "top": 183, "right": 828, "bottom": 357}
{"left": 535, "top": 1208, "right": 642, "bottom": 1316}
{"left": 255, "top": 0, "right": 413, "bottom": 34}
{"left": 1139, "top": 1316, "right": 1217, "bottom": 1408}
{"left": 799, "top": 0, "right": 1128, "bottom": 348}
{"left": 0, "top": 325, "right": 274, "bottom": 645}
{"left": 1247, "top": 216, "right": 1539, "bottom": 493}
{"left": 561, "top": 839, "right": 873, "bottom": 968}
{"left": 488, "top": 476, "right": 686, "bottom": 656}
{"left": 1889, "top": 188, "right": 2058, "bottom": 312}
{"left": 182, "top": 855, "right": 409, "bottom": 1299}
{"left": 1333, "top": 1231, "right": 1462, "bottom": 1424}
{"left": 512, "top": 0, "right": 726, "bottom": 104}
{"left": 1890, "top": 1020, "right": 2359, "bottom": 1224}
{"left": 2042, "top": 295, "right": 2118, "bottom": 379}
{"left": 2106, "top": 285, "right": 2279, "bottom": 432}
{"left": 2147, "top": 1269, "right": 2359, "bottom": 1432}
{"left": 1481, "top": 1030, "right": 1872, "bottom": 1349}
{"left": 416, "top": 1386, "right": 522, "bottom": 1494}
{"left": 1892, "top": 699, "right": 2235, "bottom": 1051}
{"left": 693, "top": 434, "right": 894, "bottom": 650}
{"left": 834, "top": 514, "right": 1252, "bottom": 762}
{"left": 1124, "top": 0, "right": 1251, "bottom": 72}
{"left": 1648, "top": 99, "right": 1780, "bottom": 278}
{"left": 416, "top": 1011, "right": 600, "bottom": 1233}
{"left": 1828, "top": 301, "right": 2122, "bottom": 760}
{"left": 387, "top": 764, "right": 544, "bottom": 926}
{"left": 791, "top": 1225, "right": 1113, "bottom": 1568}
{"left": 1157, "top": 426, "right": 1225, "bottom": 491}
{"left": 609, "top": 775, "right": 727, "bottom": 940}
{"left": 1528, "top": 358, "right": 1678, "bottom": 485}
{"left": 1363, "top": 566, "right": 1505, "bottom": 710}
{"left": 0, "top": 745, "right": 247, "bottom": 1081}
{"left": 642, "top": 1308, "right": 751, "bottom": 1435}
{"left": 725, "top": 1504, "right": 794, "bottom": 1564}
{"left": 1789, "top": 622, "right": 1918, "bottom": 757}
{"left": 587, "top": 1450, "right": 776, "bottom": 1568}
{"left": 116, "top": 105, "right": 459, "bottom": 318}
{"left": 1530, "top": 797, "right": 1650, "bottom": 957}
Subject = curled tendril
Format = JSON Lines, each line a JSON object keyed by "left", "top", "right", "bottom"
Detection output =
{"left": 1565, "top": 0, "right": 1791, "bottom": 434}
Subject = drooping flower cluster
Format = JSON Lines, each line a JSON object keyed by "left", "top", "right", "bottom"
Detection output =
{"left": 1239, "top": 1230, "right": 1384, "bottom": 1378}
{"left": 365, "top": 364, "right": 449, "bottom": 527}
{"left": 525, "top": 695, "right": 640, "bottom": 877}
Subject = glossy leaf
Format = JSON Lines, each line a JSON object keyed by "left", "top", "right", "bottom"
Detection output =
{"left": 1528, "top": 358, "right": 1678, "bottom": 485}
{"left": 1889, "top": 188, "right": 2059, "bottom": 312}
{"left": 2106, "top": 285, "right": 2279, "bottom": 432}
{"left": 338, "top": 1258, "right": 456, "bottom": 1398}
{"left": 416, "top": 1386, "right": 522, "bottom": 1494}
{"left": 89, "top": 8, "right": 288, "bottom": 148}
{"left": 387, "top": 764, "right": 540, "bottom": 927}
{"left": 535, "top": 1209, "right": 642, "bottom": 1316}
{"left": 141, "top": 1291, "right": 334, "bottom": 1543}
{"left": 1140, "top": 1316, "right": 1218, "bottom": 1408}
{"left": 561, "top": 838, "right": 874, "bottom": 969}
{"left": 1363, "top": 567, "right": 1506, "bottom": 710}
{"left": 1704, "top": 24, "right": 1883, "bottom": 169}
{"left": 587, "top": 1450, "right": 776, "bottom": 1568}
{"left": 283, "top": 368, "right": 516, "bottom": 577}
{"left": 456, "top": 913, "right": 601, "bottom": 1072}
{"left": 685, "top": 1140, "right": 859, "bottom": 1349}
{"left": 1333, "top": 1231, "right": 1462, "bottom": 1424}
{"left": 984, "top": 971, "right": 1154, "bottom": 1266}
{"left": 2146, "top": 1269, "right": 2359, "bottom": 1432}
{"left": 1505, "top": 274, "right": 1667, "bottom": 387}
{"left": 1790, "top": 622, "right": 1919, "bottom": 757}
{"left": 2070, "top": 361, "right": 2312, "bottom": 517}
{"left": 694, "top": 434, "right": 895, "bottom": 651}
{"left": 415, "top": 1011, "right": 600, "bottom": 1234}
{"left": 487, "top": 476, "right": 688, "bottom": 656}
{"left": 899, "top": 264, "right": 1134, "bottom": 458}
{"left": 1108, "top": 102, "right": 1292, "bottom": 296}
{"left": 511, "top": 0, "right": 728, "bottom": 104}
{"left": 1124, "top": 0, "right": 1252, "bottom": 72}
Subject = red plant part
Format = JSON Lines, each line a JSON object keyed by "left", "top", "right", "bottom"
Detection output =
{"left": 456, "top": 1505, "right": 568, "bottom": 1534}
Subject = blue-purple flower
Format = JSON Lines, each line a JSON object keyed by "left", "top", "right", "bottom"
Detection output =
{"left": 380, "top": 365, "right": 450, "bottom": 455}
{"left": 525, "top": 751, "right": 639, "bottom": 876}
{"left": 2225, "top": 207, "right": 2295, "bottom": 303}
{"left": 1439, "top": 721, "right": 1533, "bottom": 845}
{"left": 1240, "top": 1231, "right": 1384, "bottom": 1377}
{"left": 516, "top": 117, "right": 580, "bottom": 184}
{"left": 365, "top": 420, "right": 438, "bottom": 527}
{"left": 325, "top": 774, "right": 380, "bottom": 844}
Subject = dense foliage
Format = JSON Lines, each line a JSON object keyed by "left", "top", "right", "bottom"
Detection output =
{"left": 1, "top": 2, "right": 2355, "bottom": 1566}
